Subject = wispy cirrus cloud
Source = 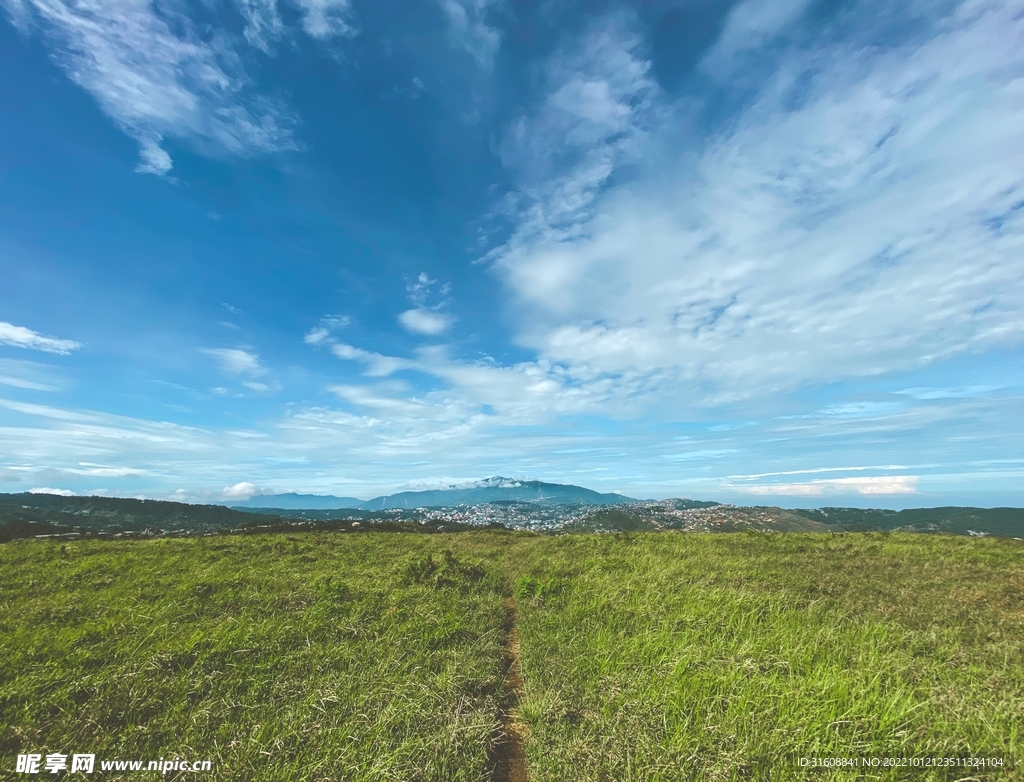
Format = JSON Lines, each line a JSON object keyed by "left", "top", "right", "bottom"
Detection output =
{"left": 329, "top": 343, "right": 415, "bottom": 377}
{"left": 201, "top": 347, "right": 267, "bottom": 376}
{"left": 235, "top": 0, "right": 283, "bottom": 52}
{"left": 700, "top": 0, "right": 814, "bottom": 77}
{"left": 322, "top": 338, "right": 634, "bottom": 424}
{"left": 304, "top": 314, "right": 351, "bottom": 345}
{"left": 4, "top": 0, "right": 298, "bottom": 174}
{"left": 495, "top": 13, "right": 656, "bottom": 207}
{"left": 487, "top": 1, "right": 1024, "bottom": 408}
{"left": 202, "top": 347, "right": 280, "bottom": 394}
{"left": 0, "top": 321, "right": 81, "bottom": 354}
{"left": 439, "top": 0, "right": 501, "bottom": 67}
{"left": 293, "top": 0, "right": 356, "bottom": 39}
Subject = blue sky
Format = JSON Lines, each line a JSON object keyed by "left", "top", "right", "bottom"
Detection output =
{"left": 1, "top": 0, "right": 1022, "bottom": 506}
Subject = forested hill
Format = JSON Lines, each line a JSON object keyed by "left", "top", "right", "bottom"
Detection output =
{"left": 0, "top": 493, "right": 272, "bottom": 541}
{"left": 789, "top": 506, "right": 1024, "bottom": 537}
{"left": 0, "top": 493, "right": 488, "bottom": 541}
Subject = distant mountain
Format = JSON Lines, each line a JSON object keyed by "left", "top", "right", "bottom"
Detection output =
{"left": 228, "top": 479, "right": 638, "bottom": 511}
{"left": 230, "top": 493, "right": 364, "bottom": 510}
{"left": 359, "top": 478, "right": 637, "bottom": 509}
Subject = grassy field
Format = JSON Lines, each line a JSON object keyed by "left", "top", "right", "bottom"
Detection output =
{"left": 513, "top": 533, "right": 1023, "bottom": 781}
{"left": 2, "top": 531, "right": 1021, "bottom": 780}
{"left": 0, "top": 533, "right": 511, "bottom": 781}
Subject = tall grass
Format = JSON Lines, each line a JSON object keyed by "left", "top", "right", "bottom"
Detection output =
{"left": 511, "top": 533, "right": 1023, "bottom": 781}
{"left": 1, "top": 533, "right": 511, "bottom": 781}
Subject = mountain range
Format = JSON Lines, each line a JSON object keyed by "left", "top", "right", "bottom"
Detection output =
{"left": 229, "top": 478, "right": 636, "bottom": 510}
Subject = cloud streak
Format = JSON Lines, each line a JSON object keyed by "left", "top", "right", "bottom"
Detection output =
{"left": 330, "top": 343, "right": 416, "bottom": 377}
{"left": 0, "top": 321, "right": 81, "bottom": 354}
{"left": 201, "top": 347, "right": 267, "bottom": 376}
{"left": 735, "top": 476, "right": 920, "bottom": 496}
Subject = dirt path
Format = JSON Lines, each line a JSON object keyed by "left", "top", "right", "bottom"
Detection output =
{"left": 488, "top": 595, "right": 528, "bottom": 782}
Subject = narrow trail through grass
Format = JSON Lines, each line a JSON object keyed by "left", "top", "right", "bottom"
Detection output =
{"left": 488, "top": 596, "right": 528, "bottom": 782}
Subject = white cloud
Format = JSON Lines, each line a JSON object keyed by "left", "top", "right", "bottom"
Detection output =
{"left": 292, "top": 0, "right": 356, "bottom": 39}
{"left": 896, "top": 385, "right": 1005, "bottom": 400}
{"left": 221, "top": 481, "right": 260, "bottom": 500}
{"left": 304, "top": 314, "right": 350, "bottom": 345}
{"left": 0, "top": 398, "right": 95, "bottom": 421}
{"left": 201, "top": 348, "right": 278, "bottom": 394}
{"left": 235, "top": 0, "right": 283, "bottom": 52}
{"left": 68, "top": 463, "right": 148, "bottom": 477}
{"left": 736, "top": 476, "right": 920, "bottom": 496}
{"left": 0, "top": 379, "right": 1020, "bottom": 503}
{"left": 29, "top": 487, "right": 77, "bottom": 496}
{"left": 330, "top": 342, "right": 415, "bottom": 377}
{"left": 240, "top": 381, "right": 268, "bottom": 393}
{"left": 663, "top": 449, "right": 738, "bottom": 462}
{"left": 0, "top": 375, "right": 52, "bottom": 391}
{"left": 304, "top": 327, "right": 331, "bottom": 345}
{"left": 0, "top": 359, "right": 66, "bottom": 391}
{"left": 320, "top": 334, "right": 642, "bottom": 424}
{"left": 701, "top": 0, "right": 814, "bottom": 76}
{"left": 395, "top": 274, "right": 454, "bottom": 335}
{"left": 406, "top": 272, "right": 437, "bottom": 306}
{"left": 136, "top": 136, "right": 173, "bottom": 175}
{"left": 2, "top": 0, "right": 31, "bottom": 27}
{"left": 496, "top": 14, "right": 655, "bottom": 194}
{"left": 487, "top": 2, "right": 1024, "bottom": 404}
{"left": 439, "top": 0, "right": 501, "bottom": 67}
{"left": 2, "top": 2, "right": 1023, "bottom": 504}
{"left": 202, "top": 348, "right": 267, "bottom": 376}
{"left": 414, "top": 344, "right": 632, "bottom": 423}
{"left": 6, "top": 0, "right": 297, "bottom": 174}
{"left": 732, "top": 465, "right": 913, "bottom": 480}
{"left": 398, "top": 308, "right": 455, "bottom": 335}
{"left": 0, "top": 321, "right": 81, "bottom": 354}
{"left": 329, "top": 384, "right": 456, "bottom": 419}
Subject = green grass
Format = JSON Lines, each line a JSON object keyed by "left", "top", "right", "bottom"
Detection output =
{"left": 511, "top": 532, "right": 1023, "bottom": 781}
{"left": 0, "top": 533, "right": 512, "bottom": 781}
{"left": 2, "top": 531, "right": 1022, "bottom": 780}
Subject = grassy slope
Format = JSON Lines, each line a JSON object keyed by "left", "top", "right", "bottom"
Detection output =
{"left": 2, "top": 531, "right": 1022, "bottom": 781}
{"left": 512, "top": 533, "right": 1023, "bottom": 781}
{"left": 0, "top": 533, "right": 513, "bottom": 781}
